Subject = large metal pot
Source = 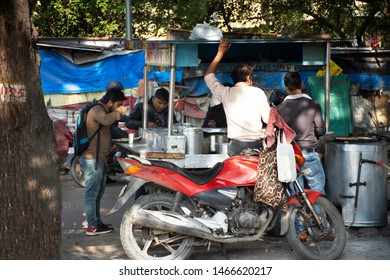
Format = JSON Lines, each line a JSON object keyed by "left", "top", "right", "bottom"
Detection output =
{"left": 182, "top": 127, "right": 203, "bottom": 155}
{"left": 173, "top": 123, "right": 204, "bottom": 155}
{"left": 324, "top": 140, "right": 388, "bottom": 227}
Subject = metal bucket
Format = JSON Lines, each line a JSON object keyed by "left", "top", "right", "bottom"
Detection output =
{"left": 324, "top": 140, "right": 388, "bottom": 227}
{"left": 215, "top": 142, "right": 229, "bottom": 154}
{"left": 183, "top": 127, "right": 203, "bottom": 155}
{"left": 210, "top": 134, "right": 228, "bottom": 153}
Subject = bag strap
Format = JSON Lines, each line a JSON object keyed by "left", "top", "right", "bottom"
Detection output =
{"left": 89, "top": 124, "right": 103, "bottom": 141}
{"left": 87, "top": 103, "right": 104, "bottom": 170}
{"left": 276, "top": 128, "right": 287, "bottom": 144}
{"left": 95, "top": 128, "right": 101, "bottom": 170}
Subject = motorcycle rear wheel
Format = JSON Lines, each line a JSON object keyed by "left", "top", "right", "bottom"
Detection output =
{"left": 120, "top": 193, "right": 194, "bottom": 260}
{"left": 286, "top": 196, "right": 346, "bottom": 260}
{"left": 69, "top": 155, "right": 86, "bottom": 188}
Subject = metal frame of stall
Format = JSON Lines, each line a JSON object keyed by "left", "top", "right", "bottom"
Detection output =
{"left": 123, "top": 39, "right": 346, "bottom": 168}
{"left": 142, "top": 39, "right": 340, "bottom": 133}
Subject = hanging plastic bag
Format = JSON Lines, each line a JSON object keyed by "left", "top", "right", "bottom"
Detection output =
{"left": 276, "top": 129, "right": 297, "bottom": 182}
{"left": 189, "top": 22, "right": 223, "bottom": 40}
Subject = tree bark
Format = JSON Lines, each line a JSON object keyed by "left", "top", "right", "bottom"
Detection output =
{"left": 0, "top": 0, "right": 62, "bottom": 259}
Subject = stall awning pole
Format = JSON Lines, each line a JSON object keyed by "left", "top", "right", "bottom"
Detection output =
{"left": 167, "top": 44, "right": 177, "bottom": 136}
{"left": 325, "top": 42, "right": 331, "bottom": 132}
{"left": 125, "top": 0, "right": 132, "bottom": 40}
{"left": 142, "top": 65, "right": 149, "bottom": 129}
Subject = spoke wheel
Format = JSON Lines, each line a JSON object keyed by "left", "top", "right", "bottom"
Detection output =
{"left": 286, "top": 196, "right": 346, "bottom": 260}
{"left": 120, "top": 193, "right": 194, "bottom": 260}
{"left": 69, "top": 155, "right": 86, "bottom": 188}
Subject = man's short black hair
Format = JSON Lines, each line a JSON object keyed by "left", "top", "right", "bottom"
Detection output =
{"left": 154, "top": 88, "right": 169, "bottom": 102}
{"left": 284, "top": 71, "right": 302, "bottom": 91}
{"left": 100, "top": 88, "right": 126, "bottom": 104}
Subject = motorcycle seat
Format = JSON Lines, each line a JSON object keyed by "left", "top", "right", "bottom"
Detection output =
{"left": 149, "top": 160, "right": 225, "bottom": 185}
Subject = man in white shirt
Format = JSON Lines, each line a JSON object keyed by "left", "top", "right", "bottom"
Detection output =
{"left": 204, "top": 39, "right": 270, "bottom": 156}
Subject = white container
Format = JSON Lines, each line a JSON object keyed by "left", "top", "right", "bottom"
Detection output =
{"left": 128, "top": 133, "right": 134, "bottom": 144}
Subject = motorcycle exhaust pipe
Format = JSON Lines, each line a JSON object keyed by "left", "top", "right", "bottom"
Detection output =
{"left": 131, "top": 209, "right": 214, "bottom": 240}
{"left": 131, "top": 208, "right": 274, "bottom": 243}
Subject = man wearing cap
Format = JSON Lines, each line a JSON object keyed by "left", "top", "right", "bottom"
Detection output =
{"left": 126, "top": 87, "right": 177, "bottom": 129}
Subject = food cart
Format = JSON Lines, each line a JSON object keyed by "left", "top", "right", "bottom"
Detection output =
{"left": 117, "top": 39, "right": 338, "bottom": 168}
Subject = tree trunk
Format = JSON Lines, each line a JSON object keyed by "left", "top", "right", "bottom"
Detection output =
{"left": 0, "top": 0, "right": 62, "bottom": 259}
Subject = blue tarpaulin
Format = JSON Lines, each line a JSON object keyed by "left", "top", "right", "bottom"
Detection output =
{"left": 349, "top": 74, "right": 390, "bottom": 90}
{"left": 38, "top": 49, "right": 145, "bottom": 94}
{"left": 183, "top": 71, "right": 319, "bottom": 96}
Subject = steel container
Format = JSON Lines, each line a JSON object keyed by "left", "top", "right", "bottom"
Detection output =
{"left": 324, "top": 140, "right": 388, "bottom": 227}
{"left": 183, "top": 127, "right": 204, "bottom": 155}
{"left": 215, "top": 142, "right": 229, "bottom": 154}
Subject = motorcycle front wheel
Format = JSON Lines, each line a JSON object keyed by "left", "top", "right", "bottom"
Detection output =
{"left": 69, "top": 155, "right": 86, "bottom": 188}
{"left": 286, "top": 196, "right": 346, "bottom": 260}
{"left": 120, "top": 193, "right": 194, "bottom": 260}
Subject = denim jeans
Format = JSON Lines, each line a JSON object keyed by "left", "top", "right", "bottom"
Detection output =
{"left": 290, "top": 150, "right": 325, "bottom": 233}
{"left": 79, "top": 158, "right": 106, "bottom": 227}
{"left": 298, "top": 150, "right": 325, "bottom": 194}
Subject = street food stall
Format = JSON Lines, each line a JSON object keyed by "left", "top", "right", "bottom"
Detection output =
{"left": 117, "top": 39, "right": 338, "bottom": 168}
{"left": 116, "top": 39, "right": 390, "bottom": 226}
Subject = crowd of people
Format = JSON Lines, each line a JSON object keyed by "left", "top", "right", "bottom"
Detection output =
{"left": 79, "top": 38, "right": 326, "bottom": 237}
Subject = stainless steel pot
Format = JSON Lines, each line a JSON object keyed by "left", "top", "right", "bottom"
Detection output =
{"left": 183, "top": 127, "right": 203, "bottom": 155}
{"left": 324, "top": 140, "right": 388, "bottom": 227}
{"left": 215, "top": 143, "right": 229, "bottom": 154}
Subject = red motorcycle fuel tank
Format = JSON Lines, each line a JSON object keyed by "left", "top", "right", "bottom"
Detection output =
{"left": 195, "top": 155, "right": 259, "bottom": 193}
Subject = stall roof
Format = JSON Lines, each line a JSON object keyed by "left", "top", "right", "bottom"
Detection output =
{"left": 147, "top": 38, "right": 350, "bottom": 44}
{"left": 144, "top": 38, "right": 352, "bottom": 67}
{"left": 37, "top": 37, "right": 127, "bottom": 52}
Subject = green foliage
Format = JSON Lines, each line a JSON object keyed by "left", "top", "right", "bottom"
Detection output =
{"left": 33, "top": 0, "right": 389, "bottom": 47}
{"left": 33, "top": 0, "right": 126, "bottom": 37}
{"left": 259, "top": 0, "right": 390, "bottom": 45}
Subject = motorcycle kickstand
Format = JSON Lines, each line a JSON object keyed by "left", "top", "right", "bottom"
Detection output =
{"left": 218, "top": 243, "right": 229, "bottom": 260}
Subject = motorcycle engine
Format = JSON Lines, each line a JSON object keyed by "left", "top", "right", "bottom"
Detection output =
{"left": 228, "top": 188, "right": 265, "bottom": 235}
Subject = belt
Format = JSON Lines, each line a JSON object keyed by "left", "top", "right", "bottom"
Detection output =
{"left": 301, "top": 147, "right": 315, "bottom": 153}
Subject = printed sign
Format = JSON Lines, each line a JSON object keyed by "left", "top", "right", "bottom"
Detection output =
{"left": 0, "top": 82, "right": 26, "bottom": 103}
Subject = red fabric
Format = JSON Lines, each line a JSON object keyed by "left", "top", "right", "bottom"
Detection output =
{"left": 175, "top": 99, "right": 185, "bottom": 111}
{"left": 53, "top": 118, "right": 71, "bottom": 161}
{"left": 183, "top": 97, "right": 208, "bottom": 119}
{"left": 124, "top": 96, "right": 137, "bottom": 112}
{"left": 266, "top": 107, "right": 296, "bottom": 147}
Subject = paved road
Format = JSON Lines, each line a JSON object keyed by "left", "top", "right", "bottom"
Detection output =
{"left": 60, "top": 173, "right": 390, "bottom": 260}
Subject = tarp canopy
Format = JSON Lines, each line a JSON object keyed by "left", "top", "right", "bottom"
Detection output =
{"left": 182, "top": 70, "right": 319, "bottom": 96}
{"left": 332, "top": 49, "right": 390, "bottom": 90}
{"left": 38, "top": 48, "right": 145, "bottom": 94}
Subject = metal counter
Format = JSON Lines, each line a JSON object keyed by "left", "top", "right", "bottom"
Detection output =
{"left": 116, "top": 142, "right": 229, "bottom": 169}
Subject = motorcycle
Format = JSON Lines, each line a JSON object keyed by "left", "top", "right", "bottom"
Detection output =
{"left": 107, "top": 145, "right": 346, "bottom": 260}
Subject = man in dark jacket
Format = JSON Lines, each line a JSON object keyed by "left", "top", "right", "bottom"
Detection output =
{"left": 277, "top": 71, "right": 326, "bottom": 241}
{"left": 277, "top": 71, "right": 326, "bottom": 194}
{"left": 202, "top": 103, "right": 227, "bottom": 128}
{"left": 126, "top": 87, "right": 177, "bottom": 129}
